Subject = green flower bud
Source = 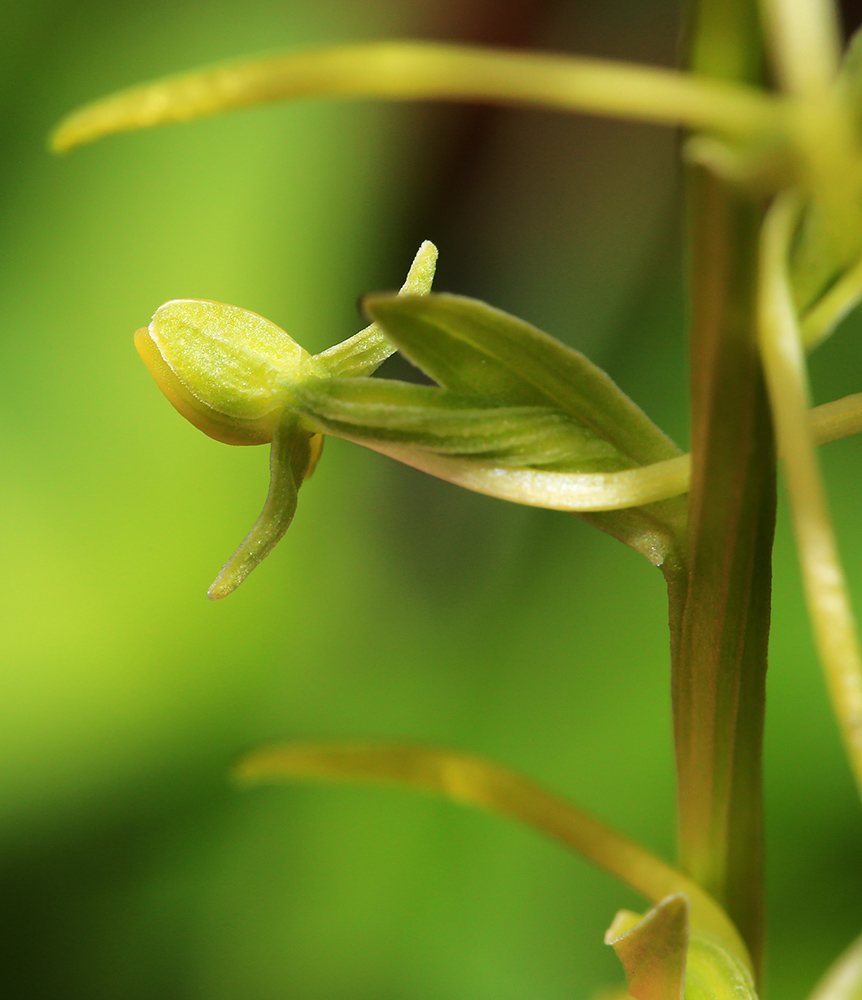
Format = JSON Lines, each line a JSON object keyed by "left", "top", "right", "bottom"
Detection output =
{"left": 135, "top": 298, "right": 310, "bottom": 445}
{"left": 133, "top": 243, "right": 439, "bottom": 597}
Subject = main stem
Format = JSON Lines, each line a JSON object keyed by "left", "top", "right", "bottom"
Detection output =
{"left": 671, "top": 0, "right": 776, "bottom": 976}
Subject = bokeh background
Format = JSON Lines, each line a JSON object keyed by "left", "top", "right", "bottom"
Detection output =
{"left": 2, "top": 1, "right": 862, "bottom": 997}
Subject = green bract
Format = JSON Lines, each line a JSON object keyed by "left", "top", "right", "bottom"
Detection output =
{"left": 605, "top": 895, "right": 756, "bottom": 1000}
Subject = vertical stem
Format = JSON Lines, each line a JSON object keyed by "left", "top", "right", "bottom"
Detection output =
{"left": 759, "top": 193, "right": 862, "bottom": 802}
{"left": 672, "top": 0, "right": 775, "bottom": 976}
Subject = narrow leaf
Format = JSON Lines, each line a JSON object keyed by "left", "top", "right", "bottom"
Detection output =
{"left": 50, "top": 42, "right": 780, "bottom": 154}
{"left": 360, "top": 292, "right": 690, "bottom": 568}
{"left": 294, "top": 377, "right": 627, "bottom": 470}
{"left": 234, "top": 740, "right": 751, "bottom": 969}
{"left": 290, "top": 385, "right": 862, "bottom": 531}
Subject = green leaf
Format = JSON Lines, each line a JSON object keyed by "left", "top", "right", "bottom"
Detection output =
{"left": 361, "top": 293, "right": 681, "bottom": 467}
{"left": 360, "top": 292, "right": 689, "bottom": 568}
{"left": 293, "top": 377, "right": 628, "bottom": 470}
{"left": 50, "top": 42, "right": 780, "bottom": 155}
{"left": 207, "top": 413, "right": 320, "bottom": 599}
{"left": 294, "top": 375, "right": 693, "bottom": 574}
{"left": 233, "top": 739, "right": 751, "bottom": 970}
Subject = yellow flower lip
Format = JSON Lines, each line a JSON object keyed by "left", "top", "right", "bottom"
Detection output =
{"left": 136, "top": 298, "right": 310, "bottom": 445}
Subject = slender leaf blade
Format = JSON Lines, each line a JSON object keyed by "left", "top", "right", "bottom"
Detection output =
{"left": 50, "top": 42, "right": 780, "bottom": 155}
{"left": 234, "top": 739, "right": 751, "bottom": 969}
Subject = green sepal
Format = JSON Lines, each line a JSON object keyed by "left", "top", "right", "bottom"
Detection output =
{"left": 605, "top": 894, "right": 688, "bottom": 1000}
{"left": 314, "top": 240, "right": 438, "bottom": 378}
{"left": 606, "top": 895, "right": 757, "bottom": 1000}
{"left": 207, "top": 411, "right": 320, "bottom": 599}
{"left": 362, "top": 292, "right": 682, "bottom": 466}
{"left": 293, "top": 377, "right": 628, "bottom": 470}
{"left": 361, "top": 292, "right": 688, "bottom": 565}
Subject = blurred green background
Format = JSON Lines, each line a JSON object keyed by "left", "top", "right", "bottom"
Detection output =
{"left": 2, "top": 1, "right": 862, "bottom": 997}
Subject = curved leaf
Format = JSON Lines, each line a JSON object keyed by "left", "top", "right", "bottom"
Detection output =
{"left": 50, "top": 42, "right": 780, "bottom": 154}
{"left": 234, "top": 740, "right": 751, "bottom": 970}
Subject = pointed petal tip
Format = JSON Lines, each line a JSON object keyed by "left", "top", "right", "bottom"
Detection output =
{"left": 207, "top": 573, "right": 237, "bottom": 600}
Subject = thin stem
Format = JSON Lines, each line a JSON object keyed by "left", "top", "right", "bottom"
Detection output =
{"left": 51, "top": 41, "right": 782, "bottom": 154}
{"left": 758, "top": 191, "right": 862, "bottom": 798}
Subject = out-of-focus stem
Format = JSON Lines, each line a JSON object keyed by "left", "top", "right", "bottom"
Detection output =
{"left": 758, "top": 191, "right": 862, "bottom": 799}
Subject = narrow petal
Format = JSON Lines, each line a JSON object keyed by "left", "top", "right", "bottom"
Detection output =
{"left": 208, "top": 414, "right": 318, "bottom": 598}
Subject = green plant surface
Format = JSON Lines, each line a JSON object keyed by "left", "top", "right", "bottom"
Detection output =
{"left": 4, "top": 1, "right": 862, "bottom": 999}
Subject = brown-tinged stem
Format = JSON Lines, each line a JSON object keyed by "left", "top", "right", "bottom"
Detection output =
{"left": 671, "top": 0, "right": 775, "bottom": 977}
